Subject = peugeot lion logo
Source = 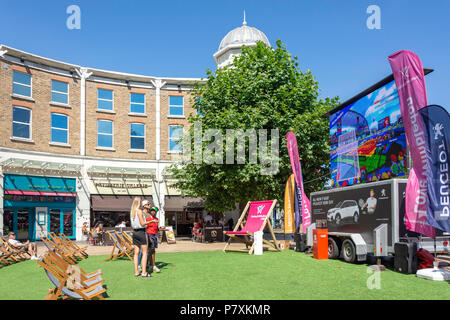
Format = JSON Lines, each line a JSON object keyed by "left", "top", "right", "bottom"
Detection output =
{"left": 433, "top": 123, "right": 444, "bottom": 140}
{"left": 400, "top": 66, "right": 410, "bottom": 80}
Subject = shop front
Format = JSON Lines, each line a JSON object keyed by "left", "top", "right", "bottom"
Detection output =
{"left": 3, "top": 174, "right": 77, "bottom": 240}
{"left": 164, "top": 196, "right": 204, "bottom": 236}
{"left": 88, "top": 176, "right": 155, "bottom": 228}
{"left": 90, "top": 194, "right": 154, "bottom": 227}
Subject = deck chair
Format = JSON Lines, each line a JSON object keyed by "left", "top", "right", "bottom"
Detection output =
{"left": 45, "top": 251, "right": 103, "bottom": 288}
{"left": 41, "top": 237, "right": 78, "bottom": 264}
{"left": 223, "top": 200, "right": 281, "bottom": 254}
{"left": 59, "top": 233, "right": 88, "bottom": 258}
{"left": 0, "top": 236, "right": 30, "bottom": 260}
{"left": 0, "top": 242, "right": 18, "bottom": 264}
{"left": 38, "top": 255, "right": 105, "bottom": 300}
{"left": 104, "top": 230, "right": 133, "bottom": 262}
{"left": 49, "top": 233, "right": 88, "bottom": 259}
{"left": 0, "top": 250, "right": 14, "bottom": 265}
{"left": 121, "top": 231, "right": 133, "bottom": 247}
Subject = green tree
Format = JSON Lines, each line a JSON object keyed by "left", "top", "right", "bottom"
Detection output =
{"left": 168, "top": 40, "right": 338, "bottom": 212}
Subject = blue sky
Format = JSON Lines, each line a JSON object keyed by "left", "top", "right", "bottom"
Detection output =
{"left": 2, "top": 0, "right": 449, "bottom": 111}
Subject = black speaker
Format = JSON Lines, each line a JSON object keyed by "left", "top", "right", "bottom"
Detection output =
{"left": 394, "top": 242, "right": 418, "bottom": 274}
{"left": 294, "top": 233, "right": 307, "bottom": 252}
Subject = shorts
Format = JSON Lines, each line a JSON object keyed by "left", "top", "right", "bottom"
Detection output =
{"left": 148, "top": 234, "right": 158, "bottom": 249}
{"left": 132, "top": 229, "right": 148, "bottom": 246}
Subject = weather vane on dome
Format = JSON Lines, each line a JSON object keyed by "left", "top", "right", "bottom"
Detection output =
{"left": 243, "top": 10, "right": 247, "bottom": 26}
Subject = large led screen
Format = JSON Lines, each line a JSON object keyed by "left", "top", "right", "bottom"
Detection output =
{"left": 330, "top": 80, "right": 407, "bottom": 188}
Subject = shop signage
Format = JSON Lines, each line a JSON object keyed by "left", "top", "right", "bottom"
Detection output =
{"left": 4, "top": 174, "right": 76, "bottom": 195}
{"left": 89, "top": 179, "right": 153, "bottom": 195}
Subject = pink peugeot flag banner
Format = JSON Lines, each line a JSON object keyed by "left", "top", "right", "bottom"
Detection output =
{"left": 286, "top": 132, "right": 311, "bottom": 233}
{"left": 388, "top": 50, "right": 435, "bottom": 238}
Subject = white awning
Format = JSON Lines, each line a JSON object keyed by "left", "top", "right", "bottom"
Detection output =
{"left": 87, "top": 165, "right": 156, "bottom": 177}
{"left": 1, "top": 158, "right": 81, "bottom": 172}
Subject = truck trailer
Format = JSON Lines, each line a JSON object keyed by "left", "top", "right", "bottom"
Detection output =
{"left": 308, "top": 179, "right": 450, "bottom": 263}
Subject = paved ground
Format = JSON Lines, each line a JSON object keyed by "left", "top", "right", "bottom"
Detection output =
{"left": 36, "top": 239, "right": 231, "bottom": 256}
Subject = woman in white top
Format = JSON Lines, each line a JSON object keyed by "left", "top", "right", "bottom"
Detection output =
{"left": 130, "top": 197, "right": 152, "bottom": 278}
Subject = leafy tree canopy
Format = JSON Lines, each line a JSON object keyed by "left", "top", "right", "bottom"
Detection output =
{"left": 168, "top": 40, "right": 339, "bottom": 212}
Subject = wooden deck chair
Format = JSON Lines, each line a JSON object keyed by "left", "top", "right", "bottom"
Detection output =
{"left": 104, "top": 230, "right": 133, "bottom": 262}
{"left": 41, "top": 237, "right": 78, "bottom": 264}
{"left": 0, "top": 250, "right": 14, "bottom": 265}
{"left": 49, "top": 233, "right": 88, "bottom": 259}
{"left": 121, "top": 231, "right": 133, "bottom": 247}
{"left": 38, "top": 255, "right": 105, "bottom": 300}
{"left": 223, "top": 200, "right": 281, "bottom": 254}
{"left": 45, "top": 251, "right": 103, "bottom": 288}
{"left": 58, "top": 233, "right": 88, "bottom": 258}
{"left": 48, "top": 233, "right": 83, "bottom": 259}
{"left": 116, "top": 231, "right": 134, "bottom": 250}
{"left": 0, "top": 236, "right": 30, "bottom": 260}
{"left": 0, "top": 242, "right": 18, "bottom": 264}
{"left": 47, "top": 249, "right": 102, "bottom": 281}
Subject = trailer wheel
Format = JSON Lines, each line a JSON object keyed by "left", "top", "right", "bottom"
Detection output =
{"left": 328, "top": 238, "right": 339, "bottom": 259}
{"left": 342, "top": 239, "right": 356, "bottom": 263}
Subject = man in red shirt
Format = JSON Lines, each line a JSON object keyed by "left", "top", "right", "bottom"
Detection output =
{"left": 146, "top": 207, "right": 165, "bottom": 273}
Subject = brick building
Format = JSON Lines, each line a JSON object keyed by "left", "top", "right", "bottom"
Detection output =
{"left": 0, "top": 18, "right": 269, "bottom": 240}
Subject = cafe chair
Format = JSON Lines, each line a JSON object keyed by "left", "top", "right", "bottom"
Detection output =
{"left": 223, "top": 200, "right": 281, "bottom": 254}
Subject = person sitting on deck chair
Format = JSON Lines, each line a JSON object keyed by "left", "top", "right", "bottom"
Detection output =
{"left": 7, "top": 232, "right": 38, "bottom": 260}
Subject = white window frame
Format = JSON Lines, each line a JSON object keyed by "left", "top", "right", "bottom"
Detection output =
{"left": 50, "top": 113, "right": 69, "bottom": 144}
{"left": 130, "top": 93, "right": 146, "bottom": 115}
{"left": 97, "top": 119, "right": 114, "bottom": 148}
{"left": 12, "top": 70, "right": 32, "bottom": 98}
{"left": 169, "top": 96, "right": 184, "bottom": 117}
{"left": 97, "top": 89, "right": 114, "bottom": 112}
{"left": 12, "top": 105, "right": 32, "bottom": 140}
{"left": 168, "top": 124, "right": 184, "bottom": 153}
{"left": 51, "top": 80, "right": 69, "bottom": 105}
{"left": 130, "top": 122, "right": 146, "bottom": 150}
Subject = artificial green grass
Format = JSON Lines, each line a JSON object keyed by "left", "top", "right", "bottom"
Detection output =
{"left": 0, "top": 250, "right": 449, "bottom": 300}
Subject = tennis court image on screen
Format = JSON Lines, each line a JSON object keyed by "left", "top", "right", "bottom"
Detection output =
{"left": 329, "top": 80, "right": 407, "bottom": 188}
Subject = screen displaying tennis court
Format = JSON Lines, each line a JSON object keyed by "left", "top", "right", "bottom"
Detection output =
{"left": 329, "top": 80, "right": 407, "bottom": 188}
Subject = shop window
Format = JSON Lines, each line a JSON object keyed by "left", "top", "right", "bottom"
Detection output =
{"left": 49, "top": 209, "right": 61, "bottom": 234}
{"left": 51, "top": 113, "right": 69, "bottom": 144}
{"left": 12, "top": 106, "right": 31, "bottom": 139}
{"left": 130, "top": 122, "right": 145, "bottom": 150}
{"left": 63, "top": 210, "right": 74, "bottom": 237}
{"left": 16, "top": 209, "right": 29, "bottom": 240}
{"left": 97, "top": 88, "right": 114, "bottom": 111}
{"left": 130, "top": 92, "right": 145, "bottom": 114}
{"left": 169, "top": 96, "right": 184, "bottom": 116}
{"left": 51, "top": 80, "right": 69, "bottom": 104}
{"left": 3, "top": 209, "right": 14, "bottom": 235}
{"left": 169, "top": 125, "right": 183, "bottom": 152}
{"left": 97, "top": 119, "right": 113, "bottom": 148}
{"left": 12, "top": 70, "right": 32, "bottom": 97}
{"left": 93, "top": 212, "right": 130, "bottom": 228}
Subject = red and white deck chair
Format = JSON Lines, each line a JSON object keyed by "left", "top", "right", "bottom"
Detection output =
{"left": 223, "top": 200, "right": 281, "bottom": 254}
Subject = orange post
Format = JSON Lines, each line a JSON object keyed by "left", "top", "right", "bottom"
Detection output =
{"left": 313, "top": 229, "right": 328, "bottom": 260}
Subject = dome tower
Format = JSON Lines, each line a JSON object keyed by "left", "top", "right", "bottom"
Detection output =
{"left": 213, "top": 12, "right": 270, "bottom": 68}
